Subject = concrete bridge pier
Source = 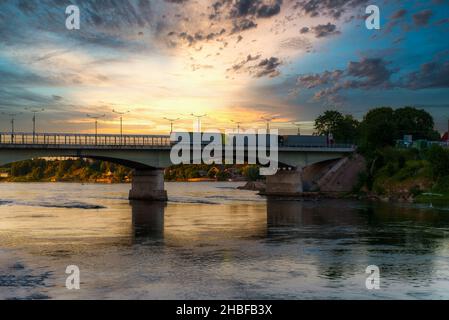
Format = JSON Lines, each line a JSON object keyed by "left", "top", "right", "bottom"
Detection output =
{"left": 264, "top": 168, "right": 303, "bottom": 196}
{"left": 129, "top": 169, "right": 168, "bottom": 201}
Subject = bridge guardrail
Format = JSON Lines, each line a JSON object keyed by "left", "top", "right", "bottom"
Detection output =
{"left": 0, "top": 132, "right": 356, "bottom": 150}
{"left": 0, "top": 132, "right": 171, "bottom": 147}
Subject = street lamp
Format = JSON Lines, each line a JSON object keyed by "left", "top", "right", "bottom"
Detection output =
{"left": 25, "top": 107, "right": 45, "bottom": 143}
{"left": 191, "top": 113, "right": 207, "bottom": 132}
{"left": 261, "top": 116, "right": 277, "bottom": 131}
{"left": 1, "top": 112, "right": 21, "bottom": 143}
{"left": 86, "top": 114, "right": 105, "bottom": 145}
{"left": 163, "top": 117, "right": 180, "bottom": 134}
{"left": 292, "top": 122, "right": 301, "bottom": 135}
{"left": 231, "top": 120, "right": 243, "bottom": 134}
{"left": 112, "top": 109, "right": 130, "bottom": 144}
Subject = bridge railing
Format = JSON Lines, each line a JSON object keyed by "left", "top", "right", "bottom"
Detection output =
{"left": 0, "top": 132, "right": 171, "bottom": 147}
{"left": 0, "top": 132, "right": 356, "bottom": 150}
{"left": 278, "top": 143, "right": 356, "bottom": 149}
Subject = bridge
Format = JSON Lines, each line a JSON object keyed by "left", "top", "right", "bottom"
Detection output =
{"left": 0, "top": 132, "right": 356, "bottom": 201}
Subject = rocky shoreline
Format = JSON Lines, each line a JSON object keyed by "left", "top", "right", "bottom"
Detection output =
{"left": 237, "top": 181, "right": 429, "bottom": 203}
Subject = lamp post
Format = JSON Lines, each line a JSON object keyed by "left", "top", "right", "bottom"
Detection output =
{"left": 1, "top": 112, "right": 21, "bottom": 143}
{"left": 86, "top": 114, "right": 105, "bottom": 145}
{"left": 191, "top": 113, "right": 207, "bottom": 132}
{"left": 163, "top": 117, "right": 180, "bottom": 134}
{"left": 292, "top": 122, "right": 301, "bottom": 135}
{"left": 261, "top": 116, "right": 277, "bottom": 131}
{"left": 231, "top": 120, "right": 243, "bottom": 134}
{"left": 25, "top": 107, "right": 45, "bottom": 143}
{"left": 112, "top": 109, "right": 130, "bottom": 144}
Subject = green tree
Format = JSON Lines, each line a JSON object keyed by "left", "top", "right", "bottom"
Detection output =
{"left": 11, "top": 160, "right": 32, "bottom": 177}
{"left": 394, "top": 107, "right": 436, "bottom": 140}
{"left": 314, "top": 110, "right": 359, "bottom": 142}
{"left": 242, "top": 165, "right": 260, "bottom": 181}
{"left": 315, "top": 110, "right": 344, "bottom": 136}
{"left": 30, "top": 166, "right": 44, "bottom": 181}
{"left": 426, "top": 144, "right": 449, "bottom": 179}
{"left": 359, "top": 107, "right": 397, "bottom": 149}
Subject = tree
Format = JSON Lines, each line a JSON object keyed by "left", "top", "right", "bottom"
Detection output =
{"left": 314, "top": 110, "right": 359, "bottom": 142}
{"left": 315, "top": 110, "right": 344, "bottom": 136}
{"left": 242, "top": 165, "right": 260, "bottom": 181}
{"left": 359, "top": 107, "right": 397, "bottom": 149}
{"left": 11, "top": 160, "right": 32, "bottom": 177}
{"left": 30, "top": 166, "right": 44, "bottom": 181}
{"left": 338, "top": 115, "right": 360, "bottom": 143}
{"left": 394, "top": 107, "right": 436, "bottom": 140}
{"left": 426, "top": 144, "right": 449, "bottom": 179}
{"left": 358, "top": 106, "right": 439, "bottom": 150}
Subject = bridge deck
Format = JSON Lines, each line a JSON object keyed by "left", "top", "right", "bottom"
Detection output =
{"left": 0, "top": 132, "right": 355, "bottom": 152}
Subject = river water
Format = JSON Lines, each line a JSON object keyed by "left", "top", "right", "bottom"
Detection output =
{"left": 0, "top": 182, "right": 448, "bottom": 300}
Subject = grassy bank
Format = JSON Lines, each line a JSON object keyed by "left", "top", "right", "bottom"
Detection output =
{"left": 354, "top": 145, "right": 449, "bottom": 202}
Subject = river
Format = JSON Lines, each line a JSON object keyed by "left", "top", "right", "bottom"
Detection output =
{"left": 0, "top": 182, "right": 448, "bottom": 299}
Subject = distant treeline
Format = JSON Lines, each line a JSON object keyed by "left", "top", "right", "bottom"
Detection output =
{"left": 314, "top": 106, "right": 442, "bottom": 148}
{"left": 165, "top": 164, "right": 260, "bottom": 182}
{"left": 0, "top": 158, "right": 132, "bottom": 183}
{"left": 0, "top": 159, "right": 261, "bottom": 183}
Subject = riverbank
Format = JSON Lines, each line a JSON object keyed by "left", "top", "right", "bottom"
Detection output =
{"left": 238, "top": 180, "right": 449, "bottom": 203}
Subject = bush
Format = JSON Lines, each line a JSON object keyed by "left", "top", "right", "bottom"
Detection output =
{"left": 426, "top": 145, "right": 449, "bottom": 179}
{"left": 242, "top": 165, "right": 260, "bottom": 181}
{"left": 410, "top": 185, "right": 423, "bottom": 197}
{"left": 431, "top": 176, "right": 449, "bottom": 194}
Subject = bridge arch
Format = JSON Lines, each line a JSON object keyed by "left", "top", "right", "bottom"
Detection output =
{"left": 0, "top": 147, "right": 172, "bottom": 170}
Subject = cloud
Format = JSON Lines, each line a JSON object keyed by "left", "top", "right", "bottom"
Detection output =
{"left": 191, "top": 64, "right": 214, "bottom": 71}
{"left": 252, "top": 57, "right": 282, "bottom": 78}
{"left": 404, "top": 59, "right": 449, "bottom": 89}
{"left": 169, "top": 28, "right": 227, "bottom": 46}
{"left": 231, "top": 18, "right": 258, "bottom": 33}
{"left": 0, "top": 87, "right": 56, "bottom": 109}
{"left": 413, "top": 10, "right": 433, "bottom": 26}
{"left": 391, "top": 9, "right": 407, "bottom": 20}
{"left": 295, "top": 52, "right": 449, "bottom": 104}
{"left": 229, "top": 54, "right": 261, "bottom": 72}
{"left": 279, "top": 37, "right": 312, "bottom": 51}
{"left": 227, "top": 0, "right": 283, "bottom": 19}
{"left": 346, "top": 58, "right": 393, "bottom": 88}
{"left": 296, "top": 23, "right": 340, "bottom": 38}
{"left": 297, "top": 70, "right": 344, "bottom": 88}
{"left": 228, "top": 55, "right": 281, "bottom": 78}
{"left": 295, "top": 57, "right": 395, "bottom": 102}
{"left": 165, "top": 0, "right": 189, "bottom": 3}
{"left": 295, "top": 0, "right": 369, "bottom": 19}
{"left": 300, "top": 27, "right": 310, "bottom": 34}
{"left": 209, "top": 0, "right": 283, "bottom": 34}
{"left": 312, "top": 23, "right": 340, "bottom": 38}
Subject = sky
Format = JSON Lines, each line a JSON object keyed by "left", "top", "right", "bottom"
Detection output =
{"left": 0, "top": 0, "right": 448, "bottom": 135}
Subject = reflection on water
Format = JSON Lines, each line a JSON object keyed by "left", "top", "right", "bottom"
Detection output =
{"left": 0, "top": 182, "right": 449, "bottom": 299}
{"left": 131, "top": 201, "right": 165, "bottom": 242}
{"left": 266, "top": 200, "right": 449, "bottom": 290}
